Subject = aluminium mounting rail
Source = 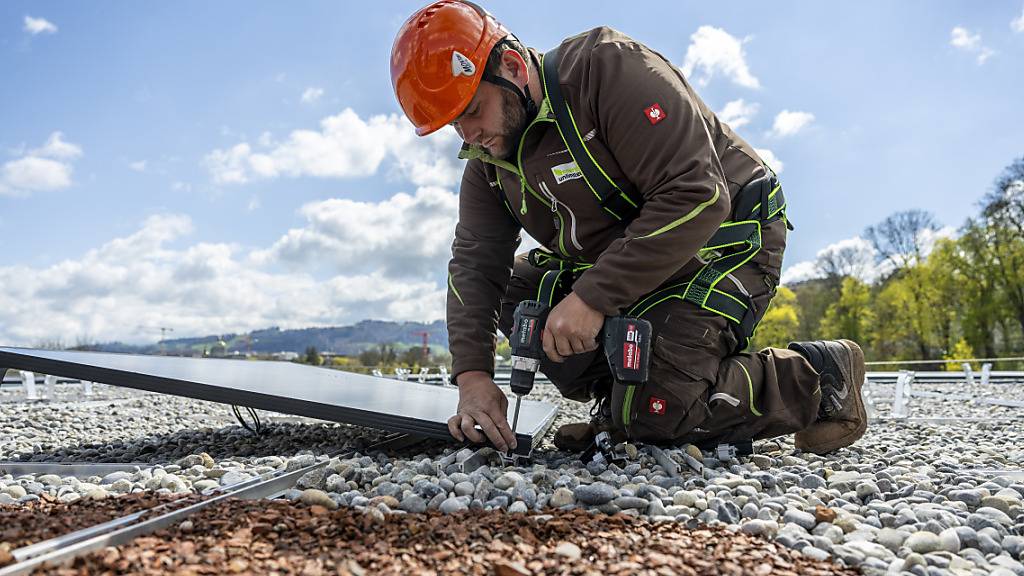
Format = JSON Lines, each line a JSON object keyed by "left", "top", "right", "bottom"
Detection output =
{"left": 0, "top": 454, "right": 336, "bottom": 576}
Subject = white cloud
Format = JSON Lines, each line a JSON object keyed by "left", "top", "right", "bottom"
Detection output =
{"left": 718, "top": 99, "right": 759, "bottom": 129}
{"left": 769, "top": 110, "right": 815, "bottom": 137}
{"left": 0, "top": 132, "right": 82, "bottom": 197}
{"left": 780, "top": 260, "right": 820, "bottom": 286}
{"left": 32, "top": 132, "right": 82, "bottom": 159}
{"left": 3, "top": 157, "right": 73, "bottom": 192}
{"left": 917, "top": 225, "right": 957, "bottom": 256}
{"left": 0, "top": 212, "right": 448, "bottom": 347}
{"left": 754, "top": 148, "right": 784, "bottom": 174}
{"left": 24, "top": 15, "right": 57, "bottom": 35}
{"left": 1014, "top": 6, "right": 1024, "bottom": 32}
{"left": 129, "top": 160, "right": 148, "bottom": 173}
{"left": 253, "top": 186, "right": 458, "bottom": 279}
{"left": 204, "top": 108, "right": 462, "bottom": 188}
{"left": 779, "top": 226, "right": 958, "bottom": 288}
{"left": 301, "top": 86, "right": 324, "bottom": 104}
{"left": 950, "top": 26, "right": 996, "bottom": 64}
{"left": 681, "top": 26, "right": 760, "bottom": 89}
{"left": 950, "top": 26, "right": 980, "bottom": 50}
{"left": 781, "top": 236, "right": 879, "bottom": 286}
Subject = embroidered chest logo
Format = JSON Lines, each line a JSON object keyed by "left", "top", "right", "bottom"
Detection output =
{"left": 644, "top": 103, "right": 666, "bottom": 125}
{"left": 649, "top": 396, "right": 666, "bottom": 415}
{"left": 550, "top": 161, "right": 583, "bottom": 184}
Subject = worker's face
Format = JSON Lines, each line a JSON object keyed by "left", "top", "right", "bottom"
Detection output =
{"left": 451, "top": 53, "right": 529, "bottom": 160}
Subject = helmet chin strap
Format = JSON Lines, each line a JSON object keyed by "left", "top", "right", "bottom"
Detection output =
{"left": 481, "top": 52, "right": 539, "bottom": 121}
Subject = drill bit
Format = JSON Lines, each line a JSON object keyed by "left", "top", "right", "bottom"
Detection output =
{"left": 508, "top": 394, "right": 523, "bottom": 457}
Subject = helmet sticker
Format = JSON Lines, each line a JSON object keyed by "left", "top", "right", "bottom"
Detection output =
{"left": 451, "top": 51, "right": 476, "bottom": 77}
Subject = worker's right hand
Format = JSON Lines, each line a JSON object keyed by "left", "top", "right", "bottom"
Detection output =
{"left": 448, "top": 371, "right": 518, "bottom": 453}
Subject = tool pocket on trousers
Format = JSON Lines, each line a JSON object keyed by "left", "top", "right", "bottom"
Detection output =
{"left": 705, "top": 357, "right": 760, "bottom": 434}
{"left": 613, "top": 329, "right": 718, "bottom": 443}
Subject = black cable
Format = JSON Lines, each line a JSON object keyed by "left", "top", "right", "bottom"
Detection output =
{"left": 231, "top": 404, "right": 262, "bottom": 435}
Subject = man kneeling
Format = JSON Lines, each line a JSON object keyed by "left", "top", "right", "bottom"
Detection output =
{"left": 389, "top": 1, "right": 867, "bottom": 456}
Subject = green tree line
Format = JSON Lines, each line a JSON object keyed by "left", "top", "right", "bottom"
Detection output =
{"left": 755, "top": 157, "right": 1024, "bottom": 368}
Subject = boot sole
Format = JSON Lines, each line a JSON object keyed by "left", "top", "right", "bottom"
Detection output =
{"left": 797, "top": 339, "right": 868, "bottom": 455}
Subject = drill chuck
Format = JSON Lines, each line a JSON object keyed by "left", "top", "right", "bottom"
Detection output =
{"left": 509, "top": 355, "right": 540, "bottom": 396}
{"left": 508, "top": 300, "right": 549, "bottom": 397}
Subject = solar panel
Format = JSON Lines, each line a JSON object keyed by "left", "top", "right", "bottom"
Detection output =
{"left": 0, "top": 347, "right": 558, "bottom": 455}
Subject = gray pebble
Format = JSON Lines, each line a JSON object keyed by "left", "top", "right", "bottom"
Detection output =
{"left": 905, "top": 531, "right": 941, "bottom": 554}
{"left": 783, "top": 508, "right": 817, "bottom": 531}
{"left": 741, "top": 519, "right": 779, "bottom": 538}
{"left": 101, "top": 471, "right": 133, "bottom": 485}
{"left": 453, "top": 481, "right": 475, "bottom": 497}
{"left": 613, "top": 496, "right": 649, "bottom": 511}
{"left": 439, "top": 496, "right": 469, "bottom": 514}
{"left": 1003, "top": 535, "right": 1024, "bottom": 559}
{"left": 574, "top": 483, "right": 615, "bottom": 506}
{"left": 549, "top": 487, "right": 575, "bottom": 508}
{"left": 399, "top": 494, "right": 427, "bottom": 514}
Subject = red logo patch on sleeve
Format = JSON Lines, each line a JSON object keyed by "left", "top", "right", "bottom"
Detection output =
{"left": 644, "top": 103, "right": 666, "bottom": 125}
{"left": 649, "top": 396, "right": 666, "bottom": 415}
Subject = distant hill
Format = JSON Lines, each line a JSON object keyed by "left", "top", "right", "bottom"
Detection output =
{"left": 87, "top": 320, "right": 448, "bottom": 356}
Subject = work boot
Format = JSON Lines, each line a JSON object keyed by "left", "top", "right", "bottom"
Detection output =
{"left": 788, "top": 339, "right": 867, "bottom": 455}
{"left": 554, "top": 394, "right": 619, "bottom": 452}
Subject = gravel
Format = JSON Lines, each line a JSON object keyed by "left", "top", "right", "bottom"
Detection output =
{"left": 2, "top": 375, "right": 1023, "bottom": 575}
{"left": 0, "top": 492, "right": 197, "bottom": 550}
{"left": 21, "top": 499, "right": 857, "bottom": 575}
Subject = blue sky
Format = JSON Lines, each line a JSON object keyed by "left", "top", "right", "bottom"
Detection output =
{"left": 2, "top": 1, "right": 1023, "bottom": 346}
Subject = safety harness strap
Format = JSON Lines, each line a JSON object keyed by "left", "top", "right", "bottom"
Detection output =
{"left": 617, "top": 173, "right": 786, "bottom": 351}
{"left": 542, "top": 46, "right": 640, "bottom": 221}
{"left": 510, "top": 47, "right": 789, "bottom": 352}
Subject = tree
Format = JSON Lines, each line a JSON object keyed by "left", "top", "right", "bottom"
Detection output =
{"left": 944, "top": 339, "right": 975, "bottom": 372}
{"left": 978, "top": 157, "right": 1024, "bottom": 344}
{"left": 951, "top": 222, "right": 1004, "bottom": 356}
{"left": 358, "top": 343, "right": 397, "bottom": 367}
{"left": 865, "top": 209, "right": 939, "bottom": 273}
{"left": 871, "top": 278, "right": 919, "bottom": 360}
{"left": 819, "top": 277, "right": 875, "bottom": 348}
{"left": 399, "top": 346, "right": 424, "bottom": 367}
{"left": 304, "top": 346, "right": 322, "bottom": 366}
{"left": 815, "top": 237, "right": 876, "bottom": 292}
{"left": 754, "top": 286, "right": 800, "bottom": 349}
{"left": 790, "top": 279, "right": 833, "bottom": 341}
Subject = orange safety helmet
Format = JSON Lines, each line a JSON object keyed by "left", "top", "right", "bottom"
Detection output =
{"left": 391, "top": 1, "right": 510, "bottom": 136}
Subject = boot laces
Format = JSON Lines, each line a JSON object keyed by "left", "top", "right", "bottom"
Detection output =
{"left": 819, "top": 373, "right": 846, "bottom": 419}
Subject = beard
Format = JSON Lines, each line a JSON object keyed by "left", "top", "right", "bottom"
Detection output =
{"left": 484, "top": 88, "right": 530, "bottom": 160}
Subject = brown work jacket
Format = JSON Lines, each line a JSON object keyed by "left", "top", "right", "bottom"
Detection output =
{"left": 448, "top": 27, "right": 774, "bottom": 378}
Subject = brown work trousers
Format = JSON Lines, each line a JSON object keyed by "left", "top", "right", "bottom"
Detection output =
{"left": 497, "top": 219, "right": 822, "bottom": 447}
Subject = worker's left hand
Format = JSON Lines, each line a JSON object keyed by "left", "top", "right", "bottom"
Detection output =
{"left": 543, "top": 292, "right": 604, "bottom": 363}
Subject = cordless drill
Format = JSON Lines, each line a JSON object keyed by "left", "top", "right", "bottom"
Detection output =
{"left": 506, "top": 300, "right": 654, "bottom": 456}
{"left": 507, "top": 300, "right": 549, "bottom": 452}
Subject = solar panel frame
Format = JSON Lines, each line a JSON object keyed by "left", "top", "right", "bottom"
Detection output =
{"left": 0, "top": 347, "right": 558, "bottom": 455}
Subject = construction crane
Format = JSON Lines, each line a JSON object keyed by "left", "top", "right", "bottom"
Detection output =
{"left": 410, "top": 331, "right": 430, "bottom": 363}
{"left": 136, "top": 326, "right": 175, "bottom": 355}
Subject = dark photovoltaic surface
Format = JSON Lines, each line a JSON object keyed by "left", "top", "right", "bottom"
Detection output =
{"left": 0, "top": 347, "right": 557, "bottom": 454}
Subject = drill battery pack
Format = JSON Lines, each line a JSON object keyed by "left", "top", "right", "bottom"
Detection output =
{"left": 602, "top": 316, "right": 653, "bottom": 385}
